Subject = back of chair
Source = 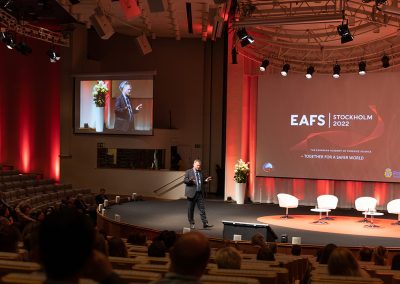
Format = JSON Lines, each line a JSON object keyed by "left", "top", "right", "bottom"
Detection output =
{"left": 387, "top": 199, "right": 400, "bottom": 214}
{"left": 355, "top": 197, "right": 377, "bottom": 212}
{"left": 277, "top": 193, "right": 299, "bottom": 208}
{"left": 317, "top": 195, "right": 338, "bottom": 210}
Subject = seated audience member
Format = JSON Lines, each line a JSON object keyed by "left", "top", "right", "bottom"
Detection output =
{"left": 291, "top": 244, "right": 302, "bottom": 256}
{"left": 95, "top": 188, "right": 108, "bottom": 205}
{"left": 22, "top": 222, "right": 40, "bottom": 261}
{"left": 20, "top": 203, "right": 32, "bottom": 216}
{"left": 359, "top": 246, "right": 373, "bottom": 262}
{"left": 257, "top": 246, "right": 275, "bottom": 261}
{"left": 391, "top": 253, "right": 400, "bottom": 270}
{"left": 215, "top": 247, "right": 242, "bottom": 269}
{"left": 328, "top": 247, "right": 369, "bottom": 277}
{"left": 268, "top": 242, "right": 278, "bottom": 254}
{"left": 148, "top": 240, "right": 167, "bottom": 257}
{"left": 319, "top": 243, "right": 337, "bottom": 264}
{"left": 60, "top": 196, "right": 73, "bottom": 208}
{"left": 151, "top": 231, "right": 210, "bottom": 284}
{"left": 0, "top": 223, "right": 20, "bottom": 252}
{"left": 0, "top": 205, "right": 13, "bottom": 225}
{"left": 251, "top": 233, "right": 267, "bottom": 248}
{"left": 127, "top": 231, "right": 147, "bottom": 246}
{"left": 373, "top": 246, "right": 388, "bottom": 266}
{"left": 108, "top": 237, "right": 128, "bottom": 257}
{"left": 29, "top": 210, "right": 45, "bottom": 222}
{"left": 93, "top": 231, "right": 108, "bottom": 256}
{"left": 38, "top": 208, "right": 120, "bottom": 283}
{"left": 74, "top": 194, "right": 89, "bottom": 213}
{"left": 154, "top": 230, "right": 177, "bottom": 251}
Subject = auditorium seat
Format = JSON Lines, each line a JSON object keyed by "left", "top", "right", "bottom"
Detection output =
{"left": 201, "top": 274, "right": 260, "bottom": 284}
{"left": 355, "top": 197, "right": 378, "bottom": 222}
{"left": 317, "top": 195, "right": 338, "bottom": 220}
{"left": 277, "top": 193, "right": 299, "bottom": 218}
{"left": 113, "top": 269, "right": 162, "bottom": 282}
{"left": 387, "top": 199, "right": 400, "bottom": 225}
{"left": 310, "top": 274, "right": 383, "bottom": 284}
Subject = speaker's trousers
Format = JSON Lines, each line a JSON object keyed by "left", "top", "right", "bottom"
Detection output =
{"left": 187, "top": 191, "right": 208, "bottom": 225}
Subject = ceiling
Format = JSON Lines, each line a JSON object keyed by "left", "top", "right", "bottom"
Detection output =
{"left": 1, "top": 0, "right": 400, "bottom": 73}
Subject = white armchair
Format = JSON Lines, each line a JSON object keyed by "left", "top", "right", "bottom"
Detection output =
{"left": 277, "top": 193, "right": 299, "bottom": 219}
{"left": 317, "top": 195, "right": 338, "bottom": 220}
{"left": 387, "top": 199, "right": 400, "bottom": 225}
{"left": 355, "top": 196, "right": 377, "bottom": 222}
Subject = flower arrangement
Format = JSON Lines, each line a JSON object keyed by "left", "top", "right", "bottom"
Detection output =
{"left": 92, "top": 80, "right": 108, "bottom": 107}
{"left": 234, "top": 159, "right": 250, "bottom": 183}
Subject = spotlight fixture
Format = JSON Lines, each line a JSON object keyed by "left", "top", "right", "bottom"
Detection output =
{"left": 281, "top": 63, "right": 290, "bottom": 76}
{"left": 231, "top": 47, "right": 237, "bottom": 64}
{"left": 46, "top": 47, "right": 61, "bottom": 63}
{"left": 15, "top": 41, "right": 32, "bottom": 55}
{"left": 259, "top": 59, "right": 269, "bottom": 71}
{"left": 381, "top": 55, "right": 390, "bottom": 68}
{"left": 236, "top": 28, "right": 254, "bottom": 47}
{"left": 305, "top": 66, "right": 315, "bottom": 79}
{"left": 332, "top": 64, "right": 341, "bottom": 78}
{"left": 1, "top": 32, "right": 15, "bottom": 49}
{"left": 358, "top": 61, "right": 366, "bottom": 75}
{"left": 337, "top": 20, "right": 353, "bottom": 44}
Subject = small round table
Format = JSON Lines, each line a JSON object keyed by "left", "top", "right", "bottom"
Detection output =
{"left": 310, "top": 208, "right": 331, "bottom": 224}
{"left": 362, "top": 211, "right": 384, "bottom": 228}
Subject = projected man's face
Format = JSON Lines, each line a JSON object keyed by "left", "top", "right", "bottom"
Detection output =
{"left": 122, "top": 84, "right": 132, "bottom": 96}
{"left": 193, "top": 161, "right": 201, "bottom": 171}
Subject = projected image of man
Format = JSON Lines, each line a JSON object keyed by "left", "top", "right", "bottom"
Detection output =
{"left": 114, "top": 81, "right": 142, "bottom": 132}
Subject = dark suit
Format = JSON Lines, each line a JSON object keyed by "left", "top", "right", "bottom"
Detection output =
{"left": 183, "top": 168, "right": 209, "bottom": 226}
{"left": 114, "top": 94, "right": 138, "bottom": 132}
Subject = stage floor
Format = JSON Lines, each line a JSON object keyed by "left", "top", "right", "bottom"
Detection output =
{"left": 105, "top": 198, "right": 400, "bottom": 247}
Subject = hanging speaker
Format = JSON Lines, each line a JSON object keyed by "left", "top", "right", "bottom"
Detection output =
{"left": 136, "top": 34, "right": 152, "bottom": 55}
{"left": 119, "top": 0, "right": 141, "bottom": 20}
{"left": 90, "top": 9, "right": 115, "bottom": 40}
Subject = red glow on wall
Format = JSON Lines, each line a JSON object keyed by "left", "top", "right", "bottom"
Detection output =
{"left": 19, "top": 76, "right": 33, "bottom": 173}
{"left": 373, "top": 182, "right": 388, "bottom": 205}
{"left": 292, "top": 179, "right": 305, "bottom": 200}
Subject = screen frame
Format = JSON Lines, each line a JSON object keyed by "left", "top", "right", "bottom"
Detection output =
{"left": 73, "top": 71, "right": 156, "bottom": 136}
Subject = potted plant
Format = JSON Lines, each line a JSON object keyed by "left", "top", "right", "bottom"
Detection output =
{"left": 234, "top": 159, "right": 250, "bottom": 204}
{"left": 92, "top": 81, "right": 108, "bottom": 132}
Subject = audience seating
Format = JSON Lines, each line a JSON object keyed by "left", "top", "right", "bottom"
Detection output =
{"left": 113, "top": 269, "right": 162, "bottom": 282}
{"left": 310, "top": 274, "right": 383, "bottom": 284}
{"left": 201, "top": 274, "right": 260, "bottom": 284}
{"left": 277, "top": 193, "right": 299, "bottom": 219}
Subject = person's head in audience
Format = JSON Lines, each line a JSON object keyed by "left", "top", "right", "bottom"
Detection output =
{"left": 319, "top": 243, "right": 337, "bottom": 264}
{"left": 38, "top": 208, "right": 95, "bottom": 281}
{"left": 257, "top": 246, "right": 275, "bottom": 261}
{"left": 45, "top": 206, "right": 55, "bottom": 216}
{"left": 0, "top": 223, "right": 20, "bottom": 252}
{"left": 328, "top": 247, "right": 363, "bottom": 277}
{"left": 359, "top": 246, "right": 373, "bottom": 262}
{"left": 169, "top": 231, "right": 210, "bottom": 278}
{"left": 268, "top": 242, "right": 278, "bottom": 254}
{"left": 373, "top": 245, "right": 387, "bottom": 265}
{"left": 291, "top": 244, "right": 301, "bottom": 256}
{"left": 108, "top": 237, "right": 128, "bottom": 257}
{"left": 251, "top": 233, "right": 266, "bottom": 247}
{"left": 391, "top": 253, "right": 400, "bottom": 270}
{"left": 155, "top": 230, "right": 177, "bottom": 250}
{"left": 148, "top": 240, "right": 167, "bottom": 257}
{"left": 20, "top": 203, "right": 32, "bottom": 216}
{"left": 127, "top": 231, "right": 147, "bottom": 246}
{"left": 215, "top": 247, "right": 242, "bottom": 269}
{"left": 30, "top": 210, "right": 45, "bottom": 222}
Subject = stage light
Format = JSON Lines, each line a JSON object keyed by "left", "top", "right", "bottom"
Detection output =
{"left": 15, "top": 41, "right": 32, "bottom": 55}
{"left": 358, "top": 61, "right": 366, "bottom": 75}
{"left": 332, "top": 64, "right": 341, "bottom": 78}
{"left": 382, "top": 55, "right": 390, "bottom": 68}
{"left": 305, "top": 66, "right": 315, "bottom": 79}
{"left": 231, "top": 47, "right": 237, "bottom": 64}
{"left": 46, "top": 47, "right": 61, "bottom": 63}
{"left": 236, "top": 28, "right": 254, "bottom": 47}
{"left": 281, "top": 63, "right": 290, "bottom": 76}
{"left": 259, "top": 59, "right": 269, "bottom": 71}
{"left": 337, "top": 20, "right": 353, "bottom": 44}
{"left": 1, "top": 32, "right": 15, "bottom": 49}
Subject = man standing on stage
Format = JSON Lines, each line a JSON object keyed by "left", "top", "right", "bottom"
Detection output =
{"left": 183, "top": 159, "right": 213, "bottom": 229}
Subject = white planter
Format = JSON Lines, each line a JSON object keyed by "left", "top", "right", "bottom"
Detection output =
{"left": 95, "top": 106, "right": 104, "bottom": 132}
{"left": 235, "top": 182, "right": 246, "bottom": 204}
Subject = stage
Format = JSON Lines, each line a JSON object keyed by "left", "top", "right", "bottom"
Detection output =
{"left": 104, "top": 198, "right": 400, "bottom": 247}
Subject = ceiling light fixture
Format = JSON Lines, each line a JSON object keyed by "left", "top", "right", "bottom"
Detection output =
{"left": 337, "top": 19, "right": 353, "bottom": 44}
{"left": 381, "top": 55, "right": 390, "bottom": 68}
{"left": 305, "top": 66, "right": 315, "bottom": 79}
{"left": 259, "top": 59, "right": 269, "bottom": 71}
{"left": 46, "top": 47, "right": 61, "bottom": 63}
{"left": 281, "top": 63, "right": 290, "bottom": 76}
{"left": 332, "top": 63, "right": 341, "bottom": 78}
{"left": 236, "top": 28, "right": 254, "bottom": 47}
{"left": 1, "top": 32, "right": 15, "bottom": 49}
{"left": 358, "top": 61, "right": 366, "bottom": 75}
